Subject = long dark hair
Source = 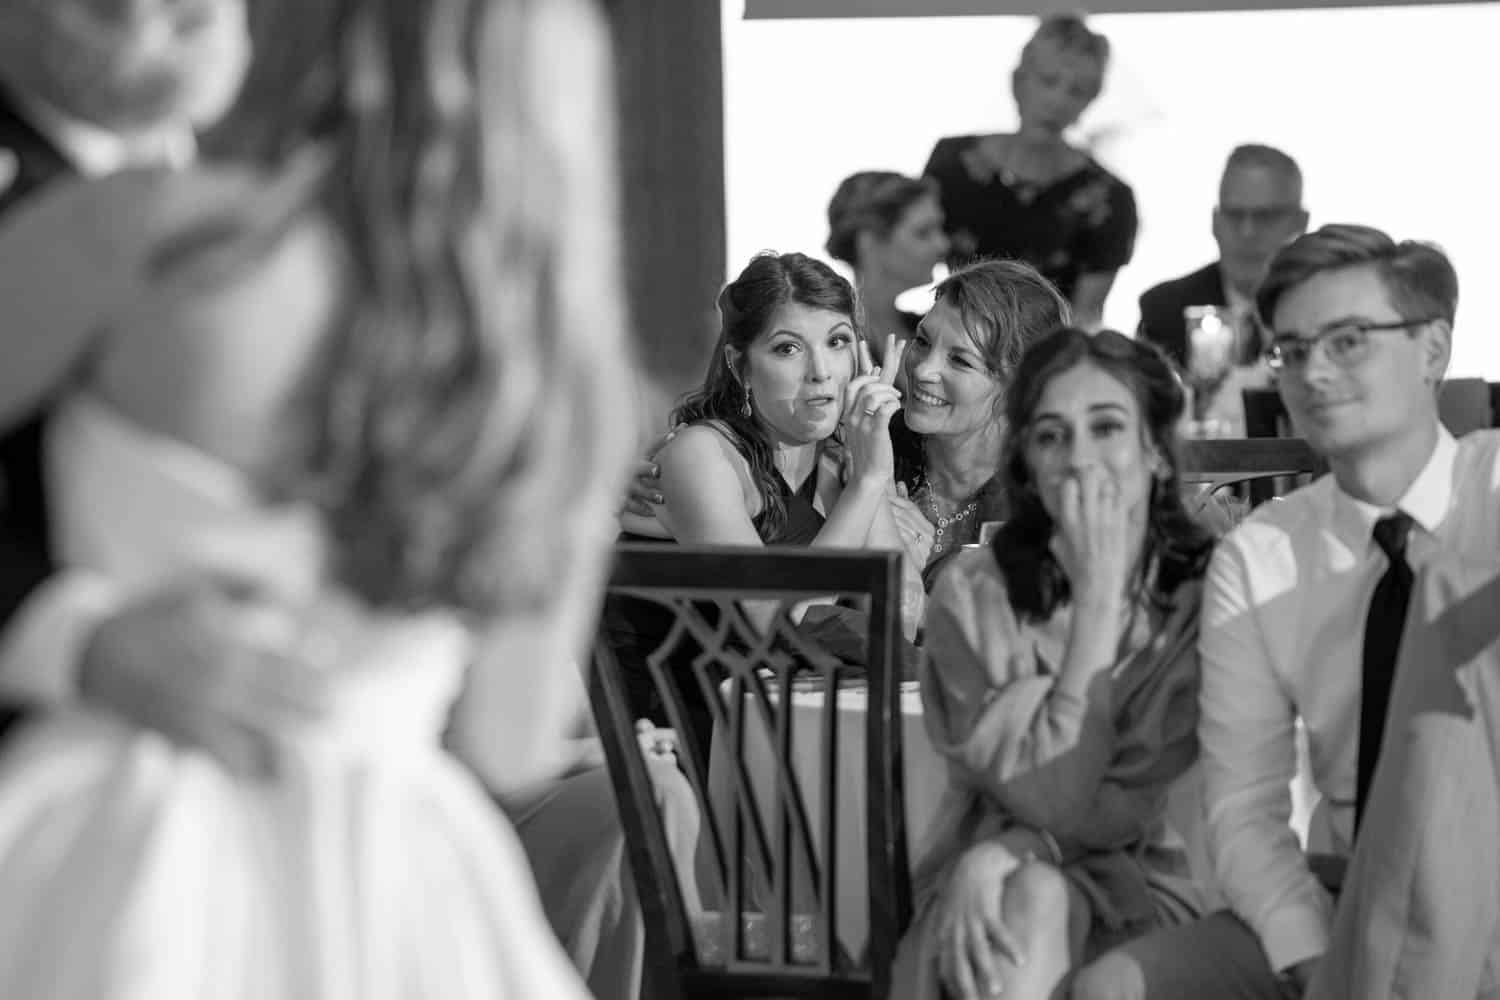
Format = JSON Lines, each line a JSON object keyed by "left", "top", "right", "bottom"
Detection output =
{"left": 672, "top": 252, "right": 857, "bottom": 541}
{"left": 194, "top": 0, "right": 633, "bottom": 618}
{"left": 993, "top": 328, "right": 1214, "bottom": 621}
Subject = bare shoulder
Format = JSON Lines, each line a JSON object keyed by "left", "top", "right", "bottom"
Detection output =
{"left": 655, "top": 422, "right": 759, "bottom": 514}
{"left": 656, "top": 423, "right": 749, "bottom": 481}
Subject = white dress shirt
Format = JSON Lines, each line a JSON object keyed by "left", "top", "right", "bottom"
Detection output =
{"left": 1198, "top": 426, "right": 1500, "bottom": 973}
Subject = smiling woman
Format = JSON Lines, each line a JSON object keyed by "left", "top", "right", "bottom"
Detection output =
{"left": 888, "top": 259, "right": 1071, "bottom": 579}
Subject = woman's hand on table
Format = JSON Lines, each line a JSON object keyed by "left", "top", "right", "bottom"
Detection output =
{"left": 1049, "top": 464, "right": 1132, "bottom": 610}
{"left": 935, "top": 838, "right": 1028, "bottom": 999}
{"left": 841, "top": 335, "right": 906, "bottom": 486}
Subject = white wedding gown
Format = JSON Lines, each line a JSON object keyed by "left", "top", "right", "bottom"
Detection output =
{"left": 0, "top": 393, "right": 592, "bottom": 999}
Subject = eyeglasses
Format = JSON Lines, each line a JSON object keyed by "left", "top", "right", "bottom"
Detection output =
{"left": 1217, "top": 206, "right": 1303, "bottom": 229}
{"left": 1265, "top": 318, "right": 1440, "bottom": 372}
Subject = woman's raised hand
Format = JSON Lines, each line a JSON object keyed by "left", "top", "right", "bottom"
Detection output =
{"left": 1049, "top": 464, "right": 1133, "bottom": 609}
{"left": 841, "top": 334, "right": 906, "bottom": 485}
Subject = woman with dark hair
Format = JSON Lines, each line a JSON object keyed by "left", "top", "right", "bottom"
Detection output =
{"left": 0, "top": 0, "right": 629, "bottom": 995}
{"left": 824, "top": 170, "right": 949, "bottom": 352}
{"left": 892, "top": 328, "right": 1216, "bottom": 999}
{"left": 611, "top": 251, "right": 912, "bottom": 739}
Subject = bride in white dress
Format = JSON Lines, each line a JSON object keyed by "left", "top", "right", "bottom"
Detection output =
{"left": 0, "top": 0, "right": 633, "bottom": 996}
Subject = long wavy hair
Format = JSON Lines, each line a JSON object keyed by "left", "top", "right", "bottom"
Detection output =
{"left": 671, "top": 252, "right": 857, "bottom": 541}
{"left": 993, "top": 328, "right": 1214, "bottom": 621}
{"left": 196, "top": 0, "right": 632, "bottom": 619}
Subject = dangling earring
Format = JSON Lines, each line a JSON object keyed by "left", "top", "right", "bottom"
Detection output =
{"left": 741, "top": 383, "right": 753, "bottom": 419}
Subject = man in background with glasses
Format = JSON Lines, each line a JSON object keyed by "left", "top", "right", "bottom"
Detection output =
{"left": 1136, "top": 144, "right": 1308, "bottom": 371}
{"left": 1070, "top": 224, "right": 1500, "bottom": 999}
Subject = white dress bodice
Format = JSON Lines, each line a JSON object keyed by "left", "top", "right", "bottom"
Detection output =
{"left": 0, "top": 394, "right": 590, "bottom": 999}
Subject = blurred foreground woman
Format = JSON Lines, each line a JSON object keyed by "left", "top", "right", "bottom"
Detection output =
{"left": 0, "top": 0, "right": 634, "bottom": 996}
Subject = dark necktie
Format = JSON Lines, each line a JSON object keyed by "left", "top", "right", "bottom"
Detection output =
{"left": 1355, "top": 511, "right": 1415, "bottom": 834}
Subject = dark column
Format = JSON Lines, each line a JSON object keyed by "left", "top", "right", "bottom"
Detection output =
{"left": 606, "top": 0, "right": 726, "bottom": 426}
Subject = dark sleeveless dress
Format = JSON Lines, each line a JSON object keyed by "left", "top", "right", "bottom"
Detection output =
{"left": 601, "top": 463, "right": 825, "bottom": 758}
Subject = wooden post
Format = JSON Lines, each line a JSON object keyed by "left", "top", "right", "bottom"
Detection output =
{"left": 606, "top": 0, "right": 727, "bottom": 432}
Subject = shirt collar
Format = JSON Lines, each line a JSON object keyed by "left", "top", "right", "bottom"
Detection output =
{"left": 13, "top": 93, "right": 195, "bottom": 177}
{"left": 1332, "top": 424, "right": 1457, "bottom": 543}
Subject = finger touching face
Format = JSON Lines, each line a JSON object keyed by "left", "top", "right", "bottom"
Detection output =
{"left": 1023, "top": 361, "right": 1152, "bottom": 523}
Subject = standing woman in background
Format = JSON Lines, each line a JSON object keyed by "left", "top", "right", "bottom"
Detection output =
{"left": 825, "top": 170, "right": 950, "bottom": 356}
{"left": 922, "top": 15, "right": 1136, "bottom": 331}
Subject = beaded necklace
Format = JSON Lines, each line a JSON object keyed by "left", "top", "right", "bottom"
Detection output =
{"left": 919, "top": 484, "right": 980, "bottom": 556}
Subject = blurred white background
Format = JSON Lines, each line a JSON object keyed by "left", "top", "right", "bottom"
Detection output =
{"left": 722, "top": 1, "right": 1500, "bottom": 377}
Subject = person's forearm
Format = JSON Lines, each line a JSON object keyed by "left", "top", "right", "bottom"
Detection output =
{"left": 811, "top": 474, "right": 889, "bottom": 549}
{"left": 1054, "top": 594, "right": 1124, "bottom": 705}
{"left": 1204, "top": 758, "right": 1333, "bottom": 971}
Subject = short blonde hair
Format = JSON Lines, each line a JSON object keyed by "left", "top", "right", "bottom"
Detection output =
{"left": 1020, "top": 14, "right": 1110, "bottom": 75}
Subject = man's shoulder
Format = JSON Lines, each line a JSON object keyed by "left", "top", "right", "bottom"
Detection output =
{"left": 1219, "top": 477, "right": 1335, "bottom": 560}
{"left": 1140, "top": 262, "right": 1223, "bottom": 310}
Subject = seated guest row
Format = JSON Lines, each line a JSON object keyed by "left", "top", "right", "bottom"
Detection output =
{"left": 619, "top": 223, "right": 1500, "bottom": 999}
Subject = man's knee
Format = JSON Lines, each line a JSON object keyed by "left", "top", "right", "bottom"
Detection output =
{"left": 1070, "top": 952, "right": 1146, "bottom": 1000}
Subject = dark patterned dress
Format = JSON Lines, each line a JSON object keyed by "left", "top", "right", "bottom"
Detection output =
{"left": 922, "top": 134, "right": 1137, "bottom": 302}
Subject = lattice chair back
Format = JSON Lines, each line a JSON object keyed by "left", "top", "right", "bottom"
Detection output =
{"left": 589, "top": 543, "right": 910, "bottom": 999}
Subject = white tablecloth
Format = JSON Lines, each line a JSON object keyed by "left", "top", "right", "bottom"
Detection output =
{"left": 704, "top": 681, "right": 1316, "bottom": 961}
{"left": 706, "top": 681, "right": 945, "bottom": 961}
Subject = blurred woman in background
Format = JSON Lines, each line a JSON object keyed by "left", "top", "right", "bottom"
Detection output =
{"left": 825, "top": 169, "right": 949, "bottom": 356}
{"left": 922, "top": 15, "right": 1136, "bottom": 330}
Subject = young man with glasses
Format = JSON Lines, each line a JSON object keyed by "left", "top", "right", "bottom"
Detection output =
{"left": 1136, "top": 144, "right": 1308, "bottom": 370}
{"left": 1069, "top": 224, "right": 1500, "bottom": 999}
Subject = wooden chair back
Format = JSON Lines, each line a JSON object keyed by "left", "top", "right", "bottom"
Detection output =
{"left": 589, "top": 543, "right": 909, "bottom": 999}
{"left": 1180, "top": 437, "right": 1325, "bottom": 506}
